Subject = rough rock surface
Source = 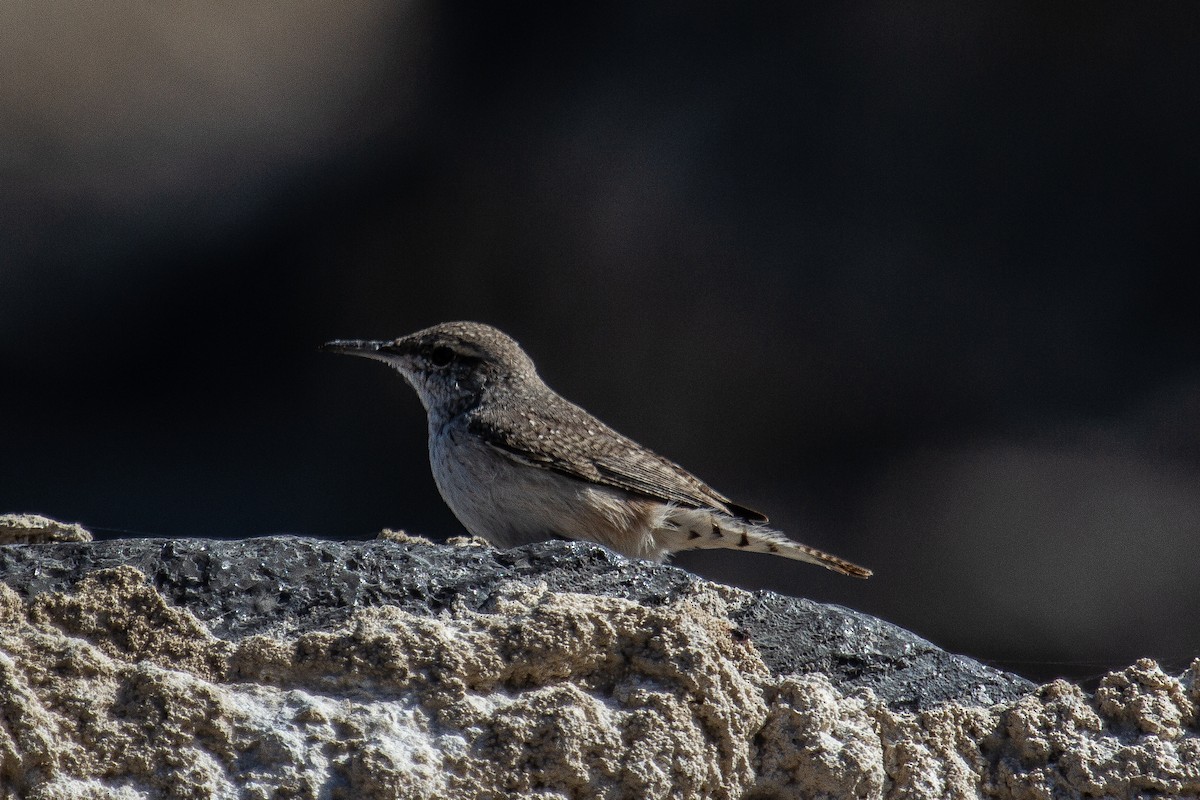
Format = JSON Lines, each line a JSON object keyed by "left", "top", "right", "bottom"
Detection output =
{"left": 0, "top": 517, "right": 1195, "bottom": 799}
{"left": 0, "top": 514, "right": 92, "bottom": 545}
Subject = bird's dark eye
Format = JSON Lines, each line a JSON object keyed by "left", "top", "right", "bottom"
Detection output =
{"left": 429, "top": 346, "right": 455, "bottom": 368}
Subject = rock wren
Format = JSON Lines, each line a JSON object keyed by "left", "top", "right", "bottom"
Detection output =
{"left": 322, "top": 321, "right": 871, "bottom": 578}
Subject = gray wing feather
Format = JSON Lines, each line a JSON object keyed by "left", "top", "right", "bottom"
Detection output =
{"left": 467, "top": 394, "right": 768, "bottom": 523}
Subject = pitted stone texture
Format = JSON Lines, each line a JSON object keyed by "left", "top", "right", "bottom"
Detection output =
{"left": 0, "top": 535, "right": 1028, "bottom": 710}
{"left": 987, "top": 663, "right": 1200, "bottom": 799}
{"left": 0, "top": 514, "right": 92, "bottom": 545}
{"left": 0, "top": 532, "right": 1196, "bottom": 799}
{"left": 0, "top": 565, "right": 765, "bottom": 799}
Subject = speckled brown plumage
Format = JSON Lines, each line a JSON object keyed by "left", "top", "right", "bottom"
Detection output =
{"left": 323, "top": 321, "right": 871, "bottom": 578}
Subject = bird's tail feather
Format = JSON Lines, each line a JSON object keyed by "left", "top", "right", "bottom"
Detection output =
{"left": 657, "top": 508, "right": 872, "bottom": 578}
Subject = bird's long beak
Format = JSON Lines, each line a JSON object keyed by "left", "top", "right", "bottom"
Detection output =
{"left": 320, "top": 339, "right": 394, "bottom": 362}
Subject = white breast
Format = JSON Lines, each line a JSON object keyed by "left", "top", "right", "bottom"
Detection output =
{"left": 427, "top": 417, "right": 661, "bottom": 556}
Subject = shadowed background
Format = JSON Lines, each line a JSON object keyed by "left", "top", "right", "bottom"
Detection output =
{"left": 3, "top": 1, "right": 1198, "bottom": 685}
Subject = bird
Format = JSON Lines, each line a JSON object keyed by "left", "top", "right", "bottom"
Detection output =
{"left": 322, "top": 322, "right": 871, "bottom": 578}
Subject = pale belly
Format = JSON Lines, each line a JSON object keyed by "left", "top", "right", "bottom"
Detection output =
{"left": 427, "top": 422, "right": 660, "bottom": 556}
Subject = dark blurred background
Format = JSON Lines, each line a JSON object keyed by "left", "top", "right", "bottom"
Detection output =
{"left": 3, "top": 2, "right": 1198, "bottom": 685}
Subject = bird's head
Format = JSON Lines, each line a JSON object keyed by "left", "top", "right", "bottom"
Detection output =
{"left": 322, "top": 321, "right": 538, "bottom": 418}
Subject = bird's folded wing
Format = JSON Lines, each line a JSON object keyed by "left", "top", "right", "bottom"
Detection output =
{"left": 467, "top": 402, "right": 767, "bottom": 523}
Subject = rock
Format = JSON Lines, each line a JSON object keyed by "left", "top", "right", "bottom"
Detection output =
{"left": 0, "top": 514, "right": 92, "bottom": 544}
{"left": 0, "top": 522, "right": 1195, "bottom": 799}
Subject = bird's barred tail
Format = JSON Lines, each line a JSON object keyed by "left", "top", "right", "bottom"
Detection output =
{"left": 659, "top": 508, "right": 872, "bottom": 578}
